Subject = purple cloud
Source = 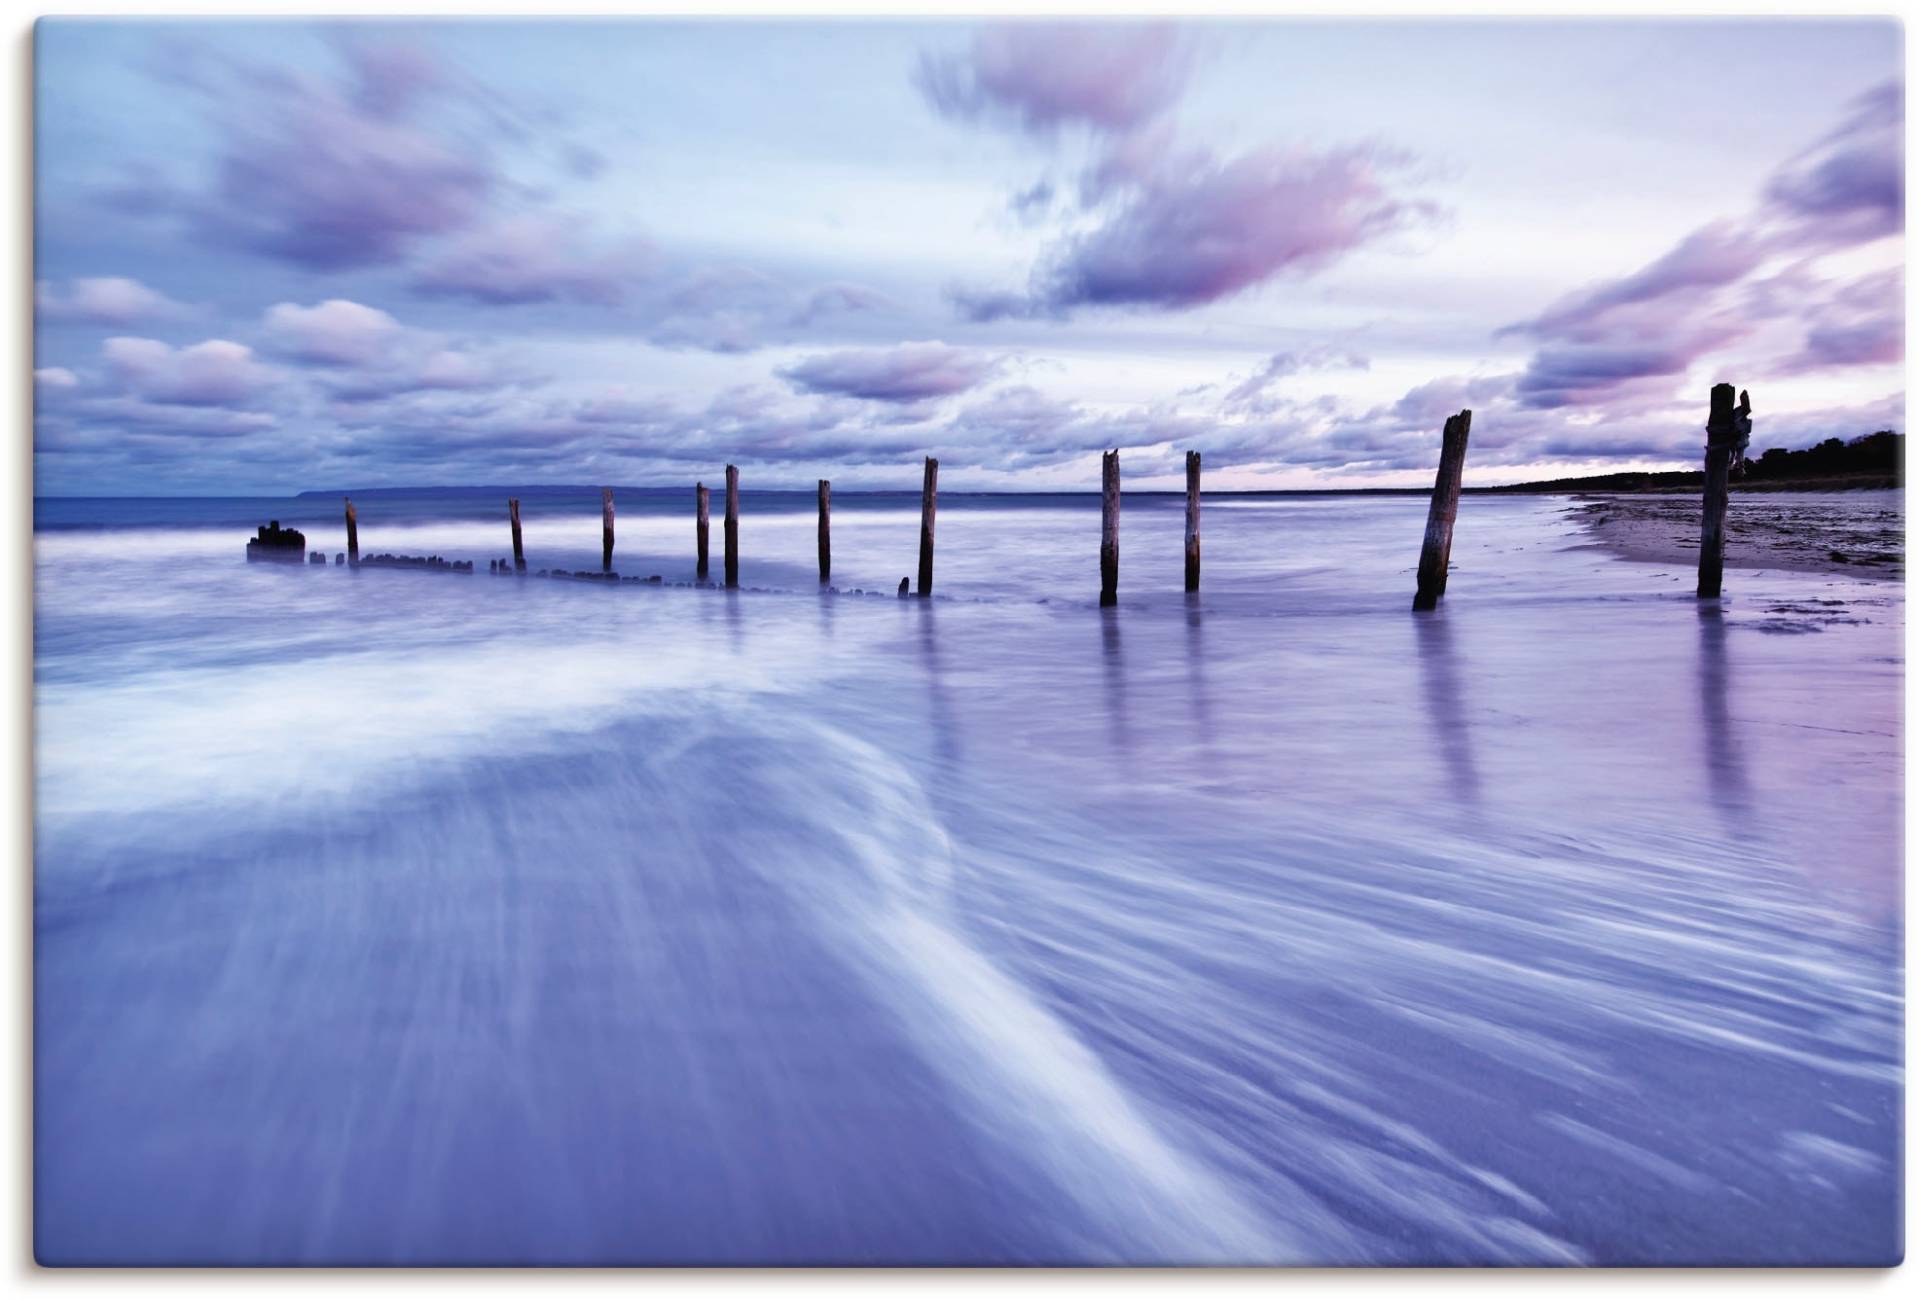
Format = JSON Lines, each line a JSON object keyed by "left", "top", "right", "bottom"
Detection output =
{"left": 411, "top": 214, "right": 654, "bottom": 306}
{"left": 779, "top": 342, "right": 1003, "bottom": 402}
{"left": 189, "top": 43, "right": 494, "bottom": 270}
{"left": 36, "top": 276, "right": 189, "bottom": 326}
{"left": 1225, "top": 345, "right": 1370, "bottom": 408}
{"left": 101, "top": 336, "right": 275, "bottom": 406}
{"left": 261, "top": 298, "right": 405, "bottom": 365}
{"left": 917, "top": 22, "right": 1191, "bottom": 136}
{"left": 1765, "top": 79, "right": 1903, "bottom": 241}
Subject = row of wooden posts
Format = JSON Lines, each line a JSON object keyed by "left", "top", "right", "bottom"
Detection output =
{"left": 336, "top": 387, "right": 1745, "bottom": 608}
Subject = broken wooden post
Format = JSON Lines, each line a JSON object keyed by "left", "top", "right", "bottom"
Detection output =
{"left": 344, "top": 497, "right": 359, "bottom": 566}
{"left": 1099, "top": 449, "right": 1119, "bottom": 607}
{"left": 818, "top": 479, "right": 831, "bottom": 583}
{"left": 724, "top": 465, "right": 739, "bottom": 588}
{"left": 918, "top": 457, "right": 937, "bottom": 597}
{"left": 1697, "top": 384, "right": 1750, "bottom": 599}
{"left": 601, "top": 488, "right": 615, "bottom": 572}
{"left": 1184, "top": 450, "right": 1201, "bottom": 593}
{"left": 508, "top": 497, "right": 525, "bottom": 569}
{"left": 1412, "top": 409, "right": 1472, "bottom": 611}
{"left": 695, "top": 483, "right": 710, "bottom": 579}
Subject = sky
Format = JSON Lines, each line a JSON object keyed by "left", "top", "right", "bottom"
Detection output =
{"left": 32, "top": 17, "right": 1905, "bottom": 495}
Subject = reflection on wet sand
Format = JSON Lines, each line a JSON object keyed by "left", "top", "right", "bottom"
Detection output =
{"left": 1413, "top": 610, "right": 1481, "bottom": 808}
{"left": 1696, "top": 604, "right": 1753, "bottom": 828}
{"left": 1099, "top": 606, "right": 1130, "bottom": 759}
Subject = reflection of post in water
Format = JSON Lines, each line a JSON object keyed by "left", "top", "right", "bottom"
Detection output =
{"left": 720, "top": 586, "right": 744, "bottom": 656}
{"left": 1697, "top": 604, "right": 1752, "bottom": 825}
{"left": 1184, "top": 603, "right": 1214, "bottom": 751}
{"left": 1099, "top": 606, "right": 1131, "bottom": 758}
{"left": 1413, "top": 611, "right": 1481, "bottom": 807}
{"left": 915, "top": 602, "right": 960, "bottom": 768}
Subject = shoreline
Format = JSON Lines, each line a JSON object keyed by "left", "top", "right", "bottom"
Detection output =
{"left": 1566, "top": 490, "right": 1903, "bottom": 582}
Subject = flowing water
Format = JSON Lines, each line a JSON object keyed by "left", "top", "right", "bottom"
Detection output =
{"left": 32, "top": 487, "right": 1903, "bottom": 1265}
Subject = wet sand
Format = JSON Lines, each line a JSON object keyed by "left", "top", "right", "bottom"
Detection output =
{"left": 1569, "top": 489, "right": 1903, "bottom": 581}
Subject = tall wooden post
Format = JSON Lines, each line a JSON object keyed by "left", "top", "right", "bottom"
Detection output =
{"left": 917, "top": 458, "right": 937, "bottom": 597}
{"left": 695, "top": 483, "right": 710, "bottom": 578}
{"left": 508, "top": 497, "right": 524, "bottom": 569}
{"left": 723, "top": 465, "right": 739, "bottom": 588}
{"left": 1697, "top": 385, "right": 1750, "bottom": 599}
{"left": 1099, "top": 449, "right": 1119, "bottom": 607}
{"left": 1184, "top": 450, "right": 1201, "bottom": 593}
{"left": 1412, "top": 410, "right": 1472, "bottom": 611}
{"left": 818, "top": 479, "right": 831, "bottom": 583}
{"left": 601, "top": 488, "right": 615, "bottom": 571}
{"left": 344, "top": 497, "right": 359, "bottom": 566}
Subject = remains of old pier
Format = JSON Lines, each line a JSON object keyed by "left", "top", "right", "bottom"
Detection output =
{"left": 918, "top": 458, "right": 938, "bottom": 597}
{"left": 818, "top": 480, "right": 831, "bottom": 583}
{"left": 1099, "top": 450, "right": 1120, "bottom": 608}
{"left": 509, "top": 497, "right": 525, "bottom": 569}
{"left": 601, "top": 488, "right": 616, "bottom": 572}
{"left": 724, "top": 465, "right": 740, "bottom": 589}
{"left": 247, "top": 521, "right": 306, "bottom": 563}
{"left": 344, "top": 498, "right": 359, "bottom": 565}
{"left": 1184, "top": 450, "right": 1201, "bottom": 593}
{"left": 695, "top": 483, "right": 711, "bottom": 578}
{"left": 1412, "top": 410, "right": 1472, "bottom": 612}
{"left": 1697, "top": 384, "right": 1752, "bottom": 599}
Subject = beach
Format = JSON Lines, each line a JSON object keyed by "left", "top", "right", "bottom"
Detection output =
{"left": 1568, "top": 488, "right": 1903, "bottom": 581}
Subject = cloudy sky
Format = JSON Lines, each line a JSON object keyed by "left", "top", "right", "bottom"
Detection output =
{"left": 33, "top": 17, "right": 1903, "bottom": 495}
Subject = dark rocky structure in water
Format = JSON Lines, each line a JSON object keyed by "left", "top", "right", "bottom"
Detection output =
{"left": 245, "top": 521, "right": 306, "bottom": 563}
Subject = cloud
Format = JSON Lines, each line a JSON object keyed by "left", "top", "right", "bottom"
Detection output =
{"left": 34, "top": 367, "right": 79, "bottom": 390}
{"left": 182, "top": 41, "right": 495, "bottom": 270}
{"left": 779, "top": 342, "right": 1004, "bottom": 402}
{"left": 917, "top": 22, "right": 1191, "bottom": 136}
{"left": 1500, "top": 80, "right": 1903, "bottom": 412}
{"left": 1224, "top": 345, "right": 1370, "bottom": 408}
{"left": 36, "top": 277, "right": 189, "bottom": 326}
{"left": 101, "top": 337, "right": 276, "bottom": 406}
{"left": 261, "top": 299, "right": 407, "bottom": 365}
{"left": 410, "top": 214, "right": 654, "bottom": 306}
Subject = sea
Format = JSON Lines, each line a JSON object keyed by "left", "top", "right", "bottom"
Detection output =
{"left": 31, "top": 486, "right": 1904, "bottom": 1264}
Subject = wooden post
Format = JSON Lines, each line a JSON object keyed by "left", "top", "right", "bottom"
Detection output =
{"left": 1697, "top": 384, "right": 1750, "bottom": 599}
{"left": 344, "top": 497, "right": 359, "bottom": 565}
{"left": 723, "top": 465, "right": 739, "bottom": 588}
{"left": 818, "top": 479, "right": 831, "bottom": 583}
{"left": 1184, "top": 450, "right": 1201, "bottom": 593}
{"left": 1099, "top": 449, "right": 1119, "bottom": 607}
{"left": 917, "top": 458, "right": 937, "bottom": 597}
{"left": 601, "top": 488, "right": 615, "bottom": 571}
{"left": 508, "top": 497, "right": 524, "bottom": 569}
{"left": 1412, "top": 410, "right": 1472, "bottom": 611}
{"left": 695, "top": 483, "right": 710, "bottom": 579}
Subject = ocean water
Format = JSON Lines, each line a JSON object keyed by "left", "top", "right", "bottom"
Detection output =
{"left": 32, "top": 487, "right": 1903, "bottom": 1265}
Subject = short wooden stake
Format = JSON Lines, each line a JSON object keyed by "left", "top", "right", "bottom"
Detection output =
{"left": 695, "top": 483, "right": 710, "bottom": 578}
{"left": 344, "top": 496, "right": 359, "bottom": 565}
{"left": 818, "top": 479, "right": 832, "bottom": 583}
{"left": 601, "top": 488, "right": 615, "bottom": 571}
{"left": 508, "top": 497, "right": 525, "bottom": 569}
{"left": 1099, "top": 449, "right": 1119, "bottom": 607}
{"left": 1412, "top": 409, "right": 1472, "bottom": 611}
{"left": 724, "top": 465, "right": 740, "bottom": 588}
{"left": 1697, "top": 384, "right": 1750, "bottom": 599}
{"left": 1184, "top": 450, "right": 1201, "bottom": 593}
{"left": 917, "top": 458, "right": 937, "bottom": 597}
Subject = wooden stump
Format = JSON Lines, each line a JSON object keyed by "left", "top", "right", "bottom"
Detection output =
{"left": 696, "top": 483, "right": 710, "bottom": 578}
{"left": 818, "top": 479, "right": 831, "bottom": 583}
{"left": 601, "top": 488, "right": 615, "bottom": 572}
{"left": 1697, "top": 385, "right": 1750, "bottom": 599}
{"left": 1412, "top": 410, "right": 1472, "bottom": 611}
{"left": 1184, "top": 450, "right": 1201, "bottom": 593}
{"left": 1099, "top": 449, "right": 1119, "bottom": 607}
{"left": 508, "top": 497, "right": 524, "bottom": 569}
{"left": 918, "top": 458, "right": 937, "bottom": 597}
{"left": 724, "top": 465, "right": 740, "bottom": 588}
{"left": 344, "top": 497, "right": 359, "bottom": 566}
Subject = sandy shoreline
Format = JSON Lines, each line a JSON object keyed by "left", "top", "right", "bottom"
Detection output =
{"left": 1567, "top": 489, "right": 1903, "bottom": 581}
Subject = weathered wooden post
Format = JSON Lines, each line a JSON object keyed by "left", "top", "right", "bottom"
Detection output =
{"left": 917, "top": 458, "right": 937, "bottom": 597}
{"left": 1184, "top": 450, "right": 1201, "bottom": 593}
{"left": 1098, "top": 450, "right": 1120, "bottom": 607}
{"left": 723, "top": 465, "right": 740, "bottom": 588}
{"left": 818, "top": 479, "right": 832, "bottom": 583}
{"left": 601, "top": 488, "right": 615, "bottom": 572}
{"left": 1697, "top": 384, "right": 1751, "bottom": 599}
{"left": 508, "top": 497, "right": 525, "bottom": 569}
{"left": 1412, "top": 410, "right": 1472, "bottom": 611}
{"left": 695, "top": 483, "right": 710, "bottom": 579}
{"left": 344, "top": 497, "right": 359, "bottom": 566}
